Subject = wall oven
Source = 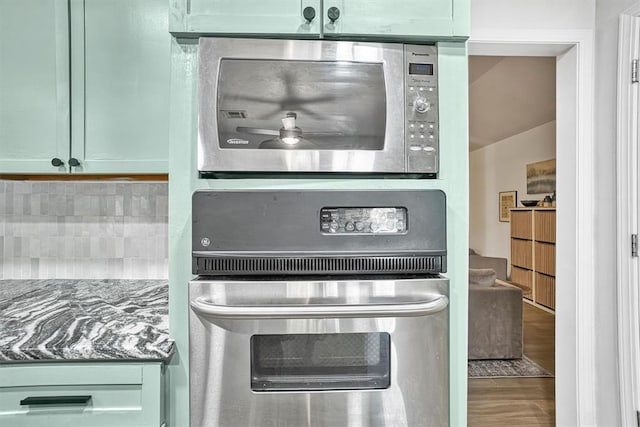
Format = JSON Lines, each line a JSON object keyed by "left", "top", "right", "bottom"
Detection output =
{"left": 198, "top": 38, "right": 440, "bottom": 176}
{"left": 189, "top": 189, "right": 449, "bottom": 427}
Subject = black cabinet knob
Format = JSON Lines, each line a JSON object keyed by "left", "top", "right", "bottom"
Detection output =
{"left": 327, "top": 6, "right": 340, "bottom": 23}
{"left": 51, "top": 158, "right": 64, "bottom": 167}
{"left": 303, "top": 6, "right": 316, "bottom": 23}
{"left": 68, "top": 158, "right": 81, "bottom": 167}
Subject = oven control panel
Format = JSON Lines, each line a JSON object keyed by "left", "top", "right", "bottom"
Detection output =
{"left": 320, "top": 207, "right": 407, "bottom": 234}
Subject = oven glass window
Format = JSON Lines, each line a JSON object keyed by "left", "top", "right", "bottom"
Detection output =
{"left": 217, "top": 59, "right": 387, "bottom": 151}
{"left": 250, "top": 333, "right": 390, "bottom": 392}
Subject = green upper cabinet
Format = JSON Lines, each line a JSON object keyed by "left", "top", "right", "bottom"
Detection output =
{"left": 0, "top": 0, "right": 170, "bottom": 175}
{"left": 0, "top": 0, "right": 70, "bottom": 174}
{"left": 169, "top": 0, "right": 469, "bottom": 39}
{"left": 70, "top": 0, "right": 170, "bottom": 173}
{"left": 169, "top": 0, "right": 322, "bottom": 36}
{"left": 322, "top": 0, "right": 469, "bottom": 40}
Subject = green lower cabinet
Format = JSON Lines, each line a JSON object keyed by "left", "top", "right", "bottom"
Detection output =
{"left": 0, "top": 362, "right": 165, "bottom": 427}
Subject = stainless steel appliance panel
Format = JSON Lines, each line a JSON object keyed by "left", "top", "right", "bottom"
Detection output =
{"left": 189, "top": 278, "right": 449, "bottom": 427}
{"left": 192, "top": 189, "right": 446, "bottom": 258}
{"left": 198, "top": 38, "right": 439, "bottom": 174}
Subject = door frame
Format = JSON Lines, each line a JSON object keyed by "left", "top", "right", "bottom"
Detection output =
{"left": 469, "top": 29, "right": 595, "bottom": 425}
{"left": 617, "top": 3, "right": 640, "bottom": 425}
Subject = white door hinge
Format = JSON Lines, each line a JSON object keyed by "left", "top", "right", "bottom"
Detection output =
{"left": 632, "top": 234, "right": 638, "bottom": 257}
{"left": 632, "top": 59, "right": 639, "bottom": 83}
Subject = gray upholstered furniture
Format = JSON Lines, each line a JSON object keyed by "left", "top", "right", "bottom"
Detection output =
{"left": 467, "top": 257, "right": 523, "bottom": 360}
{"left": 468, "top": 279, "right": 523, "bottom": 359}
{"left": 469, "top": 249, "right": 508, "bottom": 281}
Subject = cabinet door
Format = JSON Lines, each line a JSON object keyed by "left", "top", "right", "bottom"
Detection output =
{"left": 170, "top": 0, "right": 321, "bottom": 37}
{"left": 0, "top": 0, "right": 70, "bottom": 173}
{"left": 70, "top": 0, "right": 170, "bottom": 173}
{"left": 322, "top": 0, "right": 467, "bottom": 39}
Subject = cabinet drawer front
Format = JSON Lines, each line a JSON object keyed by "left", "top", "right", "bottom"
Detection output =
{"left": 510, "top": 266, "right": 532, "bottom": 299}
{"left": 0, "top": 384, "right": 146, "bottom": 426}
{"left": 534, "top": 210, "right": 556, "bottom": 243}
{"left": 0, "top": 363, "right": 162, "bottom": 427}
{"left": 535, "top": 242, "right": 555, "bottom": 276}
{"left": 510, "top": 211, "right": 532, "bottom": 239}
{"left": 511, "top": 238, "right": 532, "bottom": 269}
{"left": 0, "top": 364, "right": 142, "bottom": 388}
{"left": 535, "top": 273, "right": 555, "bottom": 310}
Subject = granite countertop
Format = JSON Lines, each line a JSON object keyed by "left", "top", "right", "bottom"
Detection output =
{"left": 0, "top": 279, "right": 173, "bottom": 363}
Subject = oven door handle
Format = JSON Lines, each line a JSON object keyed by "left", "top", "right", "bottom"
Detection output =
{"left": 190, "top": 295, "right": 448, "bottom": 319}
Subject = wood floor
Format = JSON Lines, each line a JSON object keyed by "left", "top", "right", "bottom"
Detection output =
{"left": 468, "top": 301, "right": 556, "bottom": 426}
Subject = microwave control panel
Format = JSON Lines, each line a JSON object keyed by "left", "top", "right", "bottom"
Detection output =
{"left": 404, "top": 45, "right": 438, "bottom": 174}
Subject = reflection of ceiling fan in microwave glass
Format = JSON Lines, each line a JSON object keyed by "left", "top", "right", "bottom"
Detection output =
{"left": 236, "top": 112, "right": 345, "bottom": 149}
{"left": 229, "top": 71, "right": 346, "bottom": 149}
{"left": 216, "top": 60, "right": 387, "bottom": 151}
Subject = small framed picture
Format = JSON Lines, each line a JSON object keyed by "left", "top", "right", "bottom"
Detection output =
{"left": 499, "top": 191, "right": 518, "bottom": 222}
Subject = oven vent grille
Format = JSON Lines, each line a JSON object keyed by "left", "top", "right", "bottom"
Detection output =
{"left": 194, "top": 256, "right": 443, "bottom": 275}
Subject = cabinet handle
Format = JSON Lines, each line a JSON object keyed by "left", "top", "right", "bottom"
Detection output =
{"left": 303, "top": 6, "right": 316, "bottom": 23}
{"left": 51, "top": 158, "right": 64, "bottom": 167}
{"left": 68, "top": 157, "right": 81, "bottom": 167}
{"left": 20, "top": 395, "right": 92, "bottom": 406}
{"left": 327, "top": 6, "right": 340, "bottom": 23}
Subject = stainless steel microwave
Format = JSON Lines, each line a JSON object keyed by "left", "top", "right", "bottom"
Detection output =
{"left": 198, "top": 38, "right": 439, "bottom": 176}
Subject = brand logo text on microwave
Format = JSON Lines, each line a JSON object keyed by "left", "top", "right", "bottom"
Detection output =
{"left": 226, "top": 138, "right": 249, "bottom": 145}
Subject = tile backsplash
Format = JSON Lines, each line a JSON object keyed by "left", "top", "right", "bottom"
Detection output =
{"left": 0, "top": 181, "right": 168, "bottom": 279}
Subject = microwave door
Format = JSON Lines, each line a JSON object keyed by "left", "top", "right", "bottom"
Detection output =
{"left": 217, "top": 59, "right": 386, "bottom": 152}
{"left": 197, "top": 39, "right": 406, "bottom": 173}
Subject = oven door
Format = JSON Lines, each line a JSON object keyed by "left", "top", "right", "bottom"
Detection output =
{"left": 189, "top": 277, "right": 449, "bottom": 427}
{"left": 197, "top": 38, "right": 405, "bottom": 173}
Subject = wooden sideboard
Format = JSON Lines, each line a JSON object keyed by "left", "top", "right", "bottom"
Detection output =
{"left": 509, "top": 208, "right": 556, "bottom": 311}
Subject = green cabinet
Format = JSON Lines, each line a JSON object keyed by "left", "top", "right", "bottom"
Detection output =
{"left": 0, "top": 0, "right": 170, "bottom": 174}
{"left": 322, "top": 0, "right": 469, "bottom": 39}
{"left": 0, "top": 0, "right": 70, "bottom": 174}
{"left": 169, "top": 0, "right": 469, "bottom": 39}
{"left": 0, "top": 362, "right": 165, "bottom": 426}
{"left": 71, "top": 0, "right": 170, "bottom": 173}
{"left": 170, "top": 0, "right": 322, "bottom": 36}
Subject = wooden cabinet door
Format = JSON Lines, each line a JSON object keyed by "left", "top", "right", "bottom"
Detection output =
{"left": 0, "top": 0, "right": 70, "bottom": 173}
{"left": 322, "top": 0, "right": 468, "bottom": 39}
{"left": 70, "top": 0, "right": 170, "bottom": 173}
{"left": 170, "top": 0, "right": 322, "bottom": 37}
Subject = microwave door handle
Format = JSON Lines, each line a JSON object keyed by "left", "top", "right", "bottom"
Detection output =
{"left": 190, "top": 295, "right": 448, "bottom": 319}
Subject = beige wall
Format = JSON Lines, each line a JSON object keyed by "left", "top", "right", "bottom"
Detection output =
{"left": 469, "top": 121, "right": 556, "bottom": 269}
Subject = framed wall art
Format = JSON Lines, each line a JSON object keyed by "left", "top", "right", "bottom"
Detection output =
{"left": 527, "top": 159, "right": 556, "bottom": 194}
{"left": 499, "top": 191, "right": 518, "bottom": 222}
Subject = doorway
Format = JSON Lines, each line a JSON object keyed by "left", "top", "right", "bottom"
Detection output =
{"left": 467, "top": 32, "right": 596, "bottom": 426}
{"left": 467, "top": 54, "right": 557, "bottom": 425}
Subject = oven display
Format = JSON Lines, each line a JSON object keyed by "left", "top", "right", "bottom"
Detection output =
{"left": 320, "top": 207, "right": 407, "bottom": 234}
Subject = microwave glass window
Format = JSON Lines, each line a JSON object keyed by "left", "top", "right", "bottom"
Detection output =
{"left": 216, "top": 59, "right": 386, "bottom": 151}
{"left": 250, "top": 333, "right": 391, "bottom": 391}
